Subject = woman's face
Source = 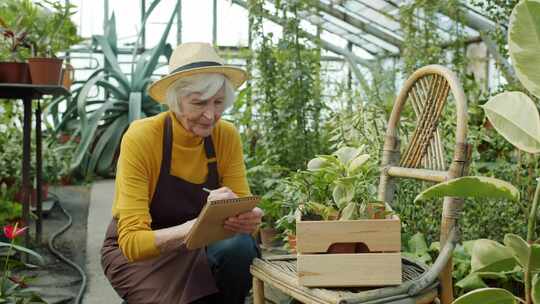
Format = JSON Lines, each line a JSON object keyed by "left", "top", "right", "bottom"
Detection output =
{"left": 176, "top": 86, "right": 225, "bottom": 137}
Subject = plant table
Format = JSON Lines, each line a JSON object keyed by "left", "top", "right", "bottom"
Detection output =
{"left": 0, "top": 83, "right": 70, "bottom": 247}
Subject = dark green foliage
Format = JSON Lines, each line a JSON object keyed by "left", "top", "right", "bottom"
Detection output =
{"left": 246, "top": 0, "right": 326, "bottom": 172}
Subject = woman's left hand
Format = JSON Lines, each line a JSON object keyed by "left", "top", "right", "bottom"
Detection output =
{"left": 224, "top": 207, "right": 264, "bottom": 234}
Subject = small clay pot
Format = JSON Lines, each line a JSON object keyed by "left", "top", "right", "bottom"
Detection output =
{"left": 366, "top": 202, "right": 386, "bottom": 219}
{"left": 259, "top": 227, "right": 280, "bottom": 248}
{"left": 0, "top": 62, "right": 31, "bottom": 83}
{"left": 287, "top": 234, "right": 297, "bottom": 253}
{"left": 28, "top": 57, "right": 63, "bottom": 85}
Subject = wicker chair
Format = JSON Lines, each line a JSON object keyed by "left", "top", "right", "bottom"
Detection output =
{"left": 250, "top": 65, "right": 472, "bottom": 304}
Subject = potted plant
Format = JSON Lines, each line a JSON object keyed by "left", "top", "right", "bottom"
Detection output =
{"left": 258, "top": 199, "right": 283, "bottom": 248}
{"left": 26, "top": 0, "right": 81, "bottom": 85}
{"left": 247, "top": 163, "right": 288, "bottom": 248}
{"left": 0, "top": 16, "right": 32, "bottom": 83}
{"left": 287, "top": 146, "right": 402, "bottom": 287}
{"left": 301, "top": 146, "right": 390, "bottom": 222}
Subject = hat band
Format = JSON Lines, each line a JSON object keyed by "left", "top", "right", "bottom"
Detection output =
{"left": 170, "top": 61, "right": 222, "bottom": 74}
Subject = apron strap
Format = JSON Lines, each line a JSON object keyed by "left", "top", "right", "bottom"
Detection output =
{"left": 160, "top": 115, "right": 173, "bottom": 176}
{"left": 204, "top": 136, "right": 219, "bottom": 189}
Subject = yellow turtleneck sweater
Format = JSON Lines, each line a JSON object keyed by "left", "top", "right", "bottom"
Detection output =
{"left": 112, "top": 111, "right": 250, "bottom": 261}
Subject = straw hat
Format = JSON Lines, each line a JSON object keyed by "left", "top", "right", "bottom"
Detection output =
{"left": 148, "top": 42, "right": 248, "bottom": 103}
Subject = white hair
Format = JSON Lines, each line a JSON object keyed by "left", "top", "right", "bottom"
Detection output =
{"left": 165, "top": 73, "right": 236, "bottom": 115}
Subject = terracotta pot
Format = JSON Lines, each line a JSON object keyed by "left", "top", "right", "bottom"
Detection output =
{"left": 58, "top": 133, "right": 81, "bottom": 144}
{"left": 15, "top": 183, "right": 49, "bottom": 207}
{"left": 28, "top": 57, "right": 63, "bottom": 85}
{"left": 366, "top": 202, "right": 386, "bottom": 219}
{"left": 0, "top": 62, "right": 31, "bottom": 83}
{"left": 259, "top": 227, "right": 280, "bottom": 248}
{"left": 61, "top": 63, "right": 74, "bottom": 90}
{"left": 60, "top": 175, "right": 72, "bottom": 186}
{"left": 0, "top": 177, "right": 17, "bottom": 187}
{"left": 287, "top": 234, "right": 297, "bottom": 253}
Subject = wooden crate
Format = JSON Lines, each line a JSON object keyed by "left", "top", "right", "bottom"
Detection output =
{"left": 296, "top": 210, "right": 402, "bottom": 287}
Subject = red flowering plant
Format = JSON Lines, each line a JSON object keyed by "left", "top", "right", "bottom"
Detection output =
{"left": 0, "top": 223, "right": 45, "bottom": 303}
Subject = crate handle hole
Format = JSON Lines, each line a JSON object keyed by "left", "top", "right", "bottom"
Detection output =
{"left": 326, "top": 242, "right": 370, "bottom": 254}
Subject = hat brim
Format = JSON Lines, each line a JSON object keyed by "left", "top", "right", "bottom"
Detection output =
{"left": 147, "top": 66, "right": 248, "bottom": 103}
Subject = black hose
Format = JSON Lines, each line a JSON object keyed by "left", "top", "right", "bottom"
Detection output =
{"left": 46, "top": 192, "right": 88, "bottom": 304}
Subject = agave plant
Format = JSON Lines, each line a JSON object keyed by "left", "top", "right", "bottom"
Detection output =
{"left": 45, "top": 0, "right": 176, "bottom": 177}
{"left": 415, "top": 1, "right": 540, "bottom": 303}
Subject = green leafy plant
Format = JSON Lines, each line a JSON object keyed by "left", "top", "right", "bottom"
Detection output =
{"left": 246, "top": 0, "right": 326, "bottom": 172}
{"left": 403, "top": 232, "right": 474, "bottom": 293}
{"left": 29, "top": 0, "right": 82, "bottom": 57}
{"left": 285, "top": 146, "right": 382, "bottom": 221}
{"left": 247, "top": 163, "right": 288, "bottom": 229}
{"left": 0, "top": 16, "right": 31, "bottom": 62}
{"left": 47, "top": 1, "right": 177, "bottom": 177}
{"left": 415, "top": 3, "right": 540, "bottom": 303}
{"left": 0, "top": 0, "right": 39, "bottom": 61}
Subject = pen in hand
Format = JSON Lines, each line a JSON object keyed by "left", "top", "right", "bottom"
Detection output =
{"left": 202, "top": 187, "right": 212, "bottom": 193}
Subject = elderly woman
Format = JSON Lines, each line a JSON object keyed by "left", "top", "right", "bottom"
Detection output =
{"left": 101, "top": 42, "right": 263, "bottom": 304}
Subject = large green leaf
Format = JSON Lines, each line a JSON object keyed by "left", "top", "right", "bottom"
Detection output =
{"left": 463, "top": 240, "right": 476, "bottom": 256}
{"left": 531, "top": 244, "right": 540, "bottom": 272}
{"left": 96, "top": 114, "right": 130, "bottom": 175}
{"left": 307, "top": 157, "right": 327, "bottom": 171}
{"left": 71, "top": 97, "right": 115, "bottom": 170}
{"left": 456, "top": 273, "right": 488, "bottom": 291}
{"left": 86, "top": 114, "right": 126, "bottom": 175}
{"left": 452, "top": 288, "right": 518, "bottom": 304}
{"left": 348, "top": 154, "right": 370, "bottom": 174}
{"left": 93, "top": 34, "right": 129, "bottom": 89}
{"left": 408, "top": 232, "right": 429, "bottom": 255}
{"left": 332, "top": 183, "right": 354, "bottom": 209}
{"left": 104, "top": 13, "right": 118, "bottom": 55}
{"left": 456, "top": 272, "right": 508, "bottom": 291}
{"left": 403, "top": 232, "right": 432, "bottom": 264}
{"left": 415, "top": 176, "right": 520, "bottom": 203}
{"left": 504, "top": 234, "right": 529, "bottom": 268}
{"left": 96, "top": 80, "right": 128, "bottom": 99}
{"left": 471, "top": 239, "right": 518, "bottom": 273}
{"left": 508, "top": 0, "right": 540, "bottom": 98}
{"left": 333, "top": 146, "right": 360, "bottom": 165}
{"left": 482, "top": 91, "right": 540, "bottom": 153}
{"left": 0, "top": 242, "right": 44, "bottom": 265}
{"left": 533, "top": 273, "right": 540, "bottom": 304}
{"left": 129, "top": 92, "right": 142, "bottom": 122}
{"left": 340, "top": 202, "right": 357, "bottom": 220}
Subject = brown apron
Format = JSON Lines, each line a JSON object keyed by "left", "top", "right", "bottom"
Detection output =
{"left": 101, "top": 115, "right": 220, "bottom": 304}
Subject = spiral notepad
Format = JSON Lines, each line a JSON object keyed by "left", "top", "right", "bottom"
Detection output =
{"left": 185, "top": 196, "right": 260, "bottom": 250}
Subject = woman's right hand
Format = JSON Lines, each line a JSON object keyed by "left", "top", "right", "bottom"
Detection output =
{"left": 207, "top": 186, "right": 238, "bottom": 202}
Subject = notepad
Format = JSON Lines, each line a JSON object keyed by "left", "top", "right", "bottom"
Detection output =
{"left": 185, "top": 196, "right": 260, "bottom": 250}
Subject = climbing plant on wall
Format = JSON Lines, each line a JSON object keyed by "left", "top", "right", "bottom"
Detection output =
{"left": 399, "top": 0, "right": 468, "bottom": 76}
{"left": 246, "top": 0, "right": 326, "bottom": 172}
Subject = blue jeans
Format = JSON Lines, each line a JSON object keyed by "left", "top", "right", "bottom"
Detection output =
{"left": 192, "top": 234, "right": 260, "bottom": 304}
